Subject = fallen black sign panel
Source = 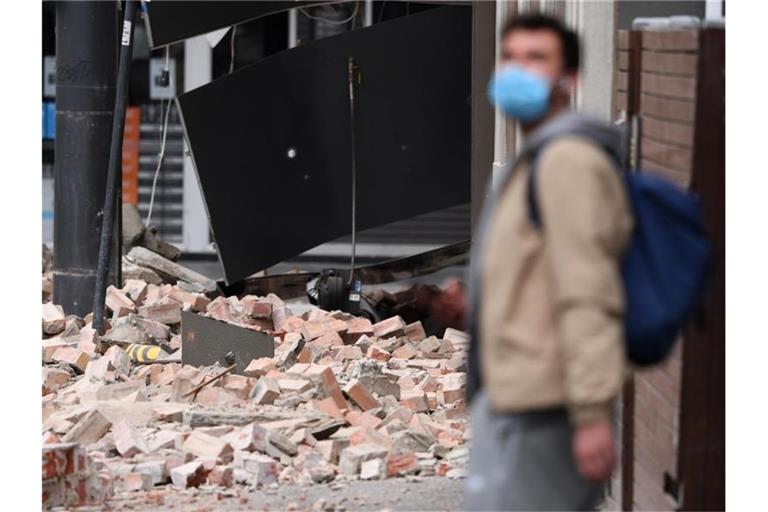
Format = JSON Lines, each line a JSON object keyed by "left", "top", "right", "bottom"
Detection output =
{"left": 181, "top": 311, "right": 274, "bottom": 375}
{"left": 144, "top": 1, "right": 333, "bottom": 48}
{"left": 178, "top": 6, "right": 471, "bottom": 284}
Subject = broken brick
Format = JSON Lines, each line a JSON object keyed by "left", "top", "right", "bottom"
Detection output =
{"left": 372, "top": 316, "right": 406, "bottom": 339}
{"left": 338, "top": 443, "right": 388, "bottom": 476}
{"left": 400, "top": 389, "right": 429, "bottom": 413}
{"left": 120, "top": 472, "right": 154, "bottom": 492}
{"left": 182, "top": 431, "right": 234, "bottom": 463}
{"left": 225, "top": 423, "right": 268, "bottom": 452}
{"left": 113, "top": 420, "right": 150, "bottom": 458}
{"left": 241, "top": 296, "right": 273, "bottom": 319}
{"left": 392, "top": 344, "right": 418, "bottom": 360}
{"left": 207, "top": 465, "right": 234, "bottom": 488}
{"left": 138, "top": 301, "right": 182, "bottom": 325}
{"left": 106, "top": 285, "right": 137, "bottom": 318}
{"left": 342, "top": 379, "right": 379, "bottom": 411}
{"left": 333, "top": 345, "right": 363, "bottom": 361}
{"left": 62, "top": 409, "right": 111, "bottom": 445}
{"left": 234, "top": 452, "right": 279, "bottom": 486}
{"left": 52, "top": 347, "right": 91, "bottom": 373}
{"left": 122, "top": 279, "right": 148, "bottom": 306}
{"left": 343, "top": 317, "right": 374, "bottom": 344}
{"left": 418, "top": 336, "right": 442, "bottom": 354}
{"left": 365, "top": 347, "right": 389, "bottom": 364}
{"left": 170, "top": 461, "right": 208, "bottom": 489}
{"left": 404, "top": 321, "right": 427, "bottom": 342}
{"left": 243, "top": 358, "right": 276, "bottom": 378}
{"left": 250, "top": 377, "right": 280, "bottom": 405}
{"left": 311, "top": 397, "right": 345, "bottom": 421}
{"left": 42, "top": 302, "right": 66, "bottom": 335}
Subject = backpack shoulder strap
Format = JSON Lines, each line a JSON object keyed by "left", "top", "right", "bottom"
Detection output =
{"left": 525, "top": 137, "right": 625, "bottom": 231}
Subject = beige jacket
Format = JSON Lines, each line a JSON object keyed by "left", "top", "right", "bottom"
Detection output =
{"left": 479, "top": 135, "right": 633, "bottom": 425}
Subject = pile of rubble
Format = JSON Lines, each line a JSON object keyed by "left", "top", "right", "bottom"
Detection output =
{"left": 41, "top": 249, "right": 470, "bottom": 508}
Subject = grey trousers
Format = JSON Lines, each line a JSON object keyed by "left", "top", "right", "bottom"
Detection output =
{"left": 465, "top": 392, "right": 602, "bottom": 511}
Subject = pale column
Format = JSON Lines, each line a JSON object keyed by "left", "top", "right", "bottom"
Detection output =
{"left": 182, "top": 35, "right": 213, "bottom": 253}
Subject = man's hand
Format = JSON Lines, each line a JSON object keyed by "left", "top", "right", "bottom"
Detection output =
{"left": 572, "top": 420, "right": 616, "bottom": 483}
{"left": 429, "top": 279, "right": 467, "bottom": 330}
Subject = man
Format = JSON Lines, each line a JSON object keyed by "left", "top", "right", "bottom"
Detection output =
{"left": 459, "top": 14, "right": 633, "bottom": 511}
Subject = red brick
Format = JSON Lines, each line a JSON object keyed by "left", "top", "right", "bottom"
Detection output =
{"left": 241, "top": 296, "right": 273, "bottom": 319}
{"left": 122, "top": 279, "right": 148, "bottom": 306}
{"left": 42, "top": 443, "right": 88, "bottom": 479}
{"left": 312, "top": 331, "right": 344, "bottom": 347}
{"left": 366, "top": 345, "right": 391, "bottom": 362}
{"left": 343, "top": 317, "right": 374, "bottom": 344}
{"left": 113, "top": 420, "right": 149, "bottom": 458}
{"left": 372, "top": 316, "right": 406, "bottom": 339}
{"left": 207, "top": 465, "right": 234, "bottom": 487}
{"left": 392, "top": 344, "right": 417, "bottom": 360}
{"left": 138, "top": 301, "right": 182, "bottom": 325}
{"left": 167, "top": 286, "right": 210, "bottom": 312}
{"left": 182, "top": 431, "right": 234, "bottom": 463}
{"left": 170, "top": 461, "right": 208, "bottom": 489}
{"left": 311, "top": 397, "right": 345, "bottom": 420}
{"left": 42, "top": 302, "right": 66, "bottom": 334}
{"left": 243, "top": 358, "right": 276, "bottom": 378}
{"left": 120, "top": 472, "right": 153, "bottom": 491}
{"left": 304, "top": 365, "right": 348, "bottom": 410}
{"left": 386, "top": 451, "right": 419, "bottom": 477}
{"left": 51, "top": 347, "right": 92, "bottom": 372}
{"left": 106, "top": 285, "right": 137, "bottom": 318}
{"left": 343, "top": 379, "right": 379, "bottom": 411}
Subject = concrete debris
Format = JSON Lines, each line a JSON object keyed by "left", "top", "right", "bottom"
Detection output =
{"left": 41, "top": 267, "right": 469, "bottom": 507}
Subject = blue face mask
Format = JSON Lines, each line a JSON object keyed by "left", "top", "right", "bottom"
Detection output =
{"left": 487, "top": 65, "right": 551, "bottom": 123}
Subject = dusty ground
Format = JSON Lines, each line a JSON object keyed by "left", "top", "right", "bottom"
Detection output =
{"left": 107, "top": 476, "right": 465, "bottom": 511}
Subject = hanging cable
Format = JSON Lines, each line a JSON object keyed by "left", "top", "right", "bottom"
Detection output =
{"left": 347, "top": 56, "right": 358, "bottom": 285}
{"left": 300, "top": 2, "right": 360, "bottom": 25}
{"left": 229, "top": 25, "right": 237, "bottom": 73}
{"left": 145, "top": 46, "right": 172, "bottom": 228}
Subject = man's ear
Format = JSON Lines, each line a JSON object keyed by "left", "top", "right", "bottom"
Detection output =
{"left": 558, "top": 72, "right": 579, "bottom": 94}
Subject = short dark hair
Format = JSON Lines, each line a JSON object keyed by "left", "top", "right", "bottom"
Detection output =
{"left": 501, "top": 14, "right": 581, "bottom": 72}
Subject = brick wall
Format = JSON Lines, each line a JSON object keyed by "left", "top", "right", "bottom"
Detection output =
{"left": 613, "top": 28, "right": 703, "bottom": 511}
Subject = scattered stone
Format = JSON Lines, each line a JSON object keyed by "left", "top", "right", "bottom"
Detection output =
{"left": 339, "top": 443, "right": 388, "bottom": 476}
{"left": 61, "top": 409, "right": 111, "bottom": 445}
{"left": 182, "top": 430, "right": 234, "bottom": 463}
{"left": 372, "top": 316, "right": 406, "bottom": 339}
{"left": 250, "top": 377, "right": 280, "bottom": 405}
{"left": 42, "top": 302, "right": 66, "bottom": 334}
{"left": 170, "top": 461, "right": 208, "bottom": 488}
{"left": 342, "top": 379, "right": 379, "bottom": 411}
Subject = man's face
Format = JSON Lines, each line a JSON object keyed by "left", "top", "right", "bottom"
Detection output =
{"left": 500, "top": 28, "right": 570, "bottom": 89}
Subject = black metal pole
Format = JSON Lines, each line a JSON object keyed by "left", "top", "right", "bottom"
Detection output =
{"left": 53, "top": 1, "right": 118, "bottom": 317}
{"left": 92, "top": 0, "right": 138, "bottom": 333}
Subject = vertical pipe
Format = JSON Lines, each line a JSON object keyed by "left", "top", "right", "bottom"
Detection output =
{"left": 53, "top": 0, "right": 118, "bottom": 317}
{"left": 91, "top": 0, "right": 138, "bottom": 333}
{"left": 364, "top": 0, "right": 373, "bottom": 27}
{"left": 288, "top": 8, "right": 298, "bottom": 48}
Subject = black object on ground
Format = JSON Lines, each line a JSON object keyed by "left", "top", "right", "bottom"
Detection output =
{"left": 181, "top": 311, "right": 274, "bottom": 375}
